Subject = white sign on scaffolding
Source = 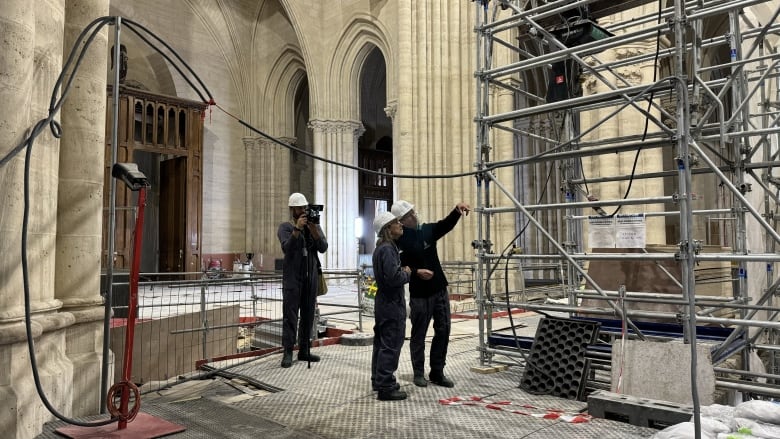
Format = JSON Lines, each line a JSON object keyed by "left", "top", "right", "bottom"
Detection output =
{"left": 588, "top": 213, "right": 646, "bottom": 249}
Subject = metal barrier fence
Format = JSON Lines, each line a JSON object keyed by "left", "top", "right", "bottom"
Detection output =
{"left": 107, "top": 269, "right": 363, "bottom": 394}
{"left": 107, "top": 263, "right": 481, "bottom": 394}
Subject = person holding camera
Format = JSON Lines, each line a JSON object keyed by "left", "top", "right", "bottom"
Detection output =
{"left": 277, "top": 192, "right": 328, "bottom": 368}
{"left": 370, "top": 211, "right": 411, "bottom": 401}
{"left": 391, "top": 199, "right": 470, "bottom": 388}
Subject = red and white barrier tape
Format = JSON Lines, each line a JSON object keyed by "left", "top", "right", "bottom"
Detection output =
{"left": 439, "top": 396, "right": 591, "bottom": 423}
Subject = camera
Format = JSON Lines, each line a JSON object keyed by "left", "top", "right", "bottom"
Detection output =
{"left": 306, "top": 204, "right": 324, "bottom": 224}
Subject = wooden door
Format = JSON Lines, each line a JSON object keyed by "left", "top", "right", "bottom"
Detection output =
{"left": 159, "top": 156, "right": 187, "bottom": 273}
{"left": 105, "top": 87, "right": 204, "bottom": 275}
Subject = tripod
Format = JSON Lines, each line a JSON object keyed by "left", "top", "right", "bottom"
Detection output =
{"left": 298, "top": 228, "right": 317, "bottom": 368}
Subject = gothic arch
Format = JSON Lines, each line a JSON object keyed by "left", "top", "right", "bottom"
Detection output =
{"left": 146, "top": 51, "right": 177, "bottom": 95}
{"left": 263, "top": 45, "right": 307, "bottom": 135}
{"left": 276, "top": 0, "right": 321, "bottom": 113}
{"left": 327, "top": 14, "right": 396, "bottom": 119}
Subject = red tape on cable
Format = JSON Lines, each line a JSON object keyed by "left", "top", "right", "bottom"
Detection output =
{"left": 439, "top": 396, "right": 591, "bottom": 423}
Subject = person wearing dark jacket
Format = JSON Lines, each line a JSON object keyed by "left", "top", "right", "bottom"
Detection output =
{"left": 370, "top": 211, "right": 411, "bottom": 401}
{"left": 391, "top": 200, "right": 470, "bottom": 388}
{"left": 277, "top": 192, "right": 328, "bottom": 368}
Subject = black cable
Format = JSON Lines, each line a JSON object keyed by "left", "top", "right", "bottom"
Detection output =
{"left": 0, "top": 16, "right": 400, "bottom": 427}
{"left": 4, "top": 16, "right": 121, "bottom": 428}
{"left": 122, "top": 18, "right": 213, "bottom": 103}
{"left": 118, "top": 8, "right": 664, "bottom": 184}
{"left": 0, "top": 18, "right": 114, "bottom": 168}
{"left": 50, "top": 17, "right": 116, "bottom": 115}
{"left": 235, "top": 117, "right": 483, "bottom": 180}
{"left": 484, "top": 161, "right": 556, "bottom": 378}
{"left": 1, "top": 10, "right": 623, "bottom": 424}
{"left": 587, "top": 1, "right": 664, "bottom": 219}
{"left": 642, "top": 2, "right": 664, "bottom": 143}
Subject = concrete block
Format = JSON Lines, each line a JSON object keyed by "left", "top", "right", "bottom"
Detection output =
{"left": 612, "top": 339, "right": 716, "bottom": 405}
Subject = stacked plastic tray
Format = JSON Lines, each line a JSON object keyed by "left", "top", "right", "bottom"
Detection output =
{"left": 520, "top": 317, "right": 601, "bottom": 400}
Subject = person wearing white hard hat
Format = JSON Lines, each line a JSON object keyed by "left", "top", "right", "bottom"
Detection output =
{"left": 370, "top": 211, "right": 411, "bottom": 401}
{"left": 277, "top": 192, "right": 328, "bottom": 368}
{"left": 391, "top": 199, "right": 470, "bottom": 388}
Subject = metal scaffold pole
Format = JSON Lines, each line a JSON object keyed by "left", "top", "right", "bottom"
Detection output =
{"left": 473, "top": 0, "right": 780, "bottom": 433}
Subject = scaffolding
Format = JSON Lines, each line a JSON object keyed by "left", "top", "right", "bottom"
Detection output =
{"left": 473, "top": 0, "right": 780, "bottom": 414}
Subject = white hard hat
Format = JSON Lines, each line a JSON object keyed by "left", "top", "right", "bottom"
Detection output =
{"left": 288, "top": 192, "right": 308, "bottom": 207}
{"left": 373, "top": 211, "right": 397, "bottom": 236}
{"left": 391, "top": 200, "right": 414, "bottom": 218}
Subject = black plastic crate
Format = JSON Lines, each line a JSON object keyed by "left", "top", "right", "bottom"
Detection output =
{"left": 520, "top": 316, "right": 601, "bottom": 400}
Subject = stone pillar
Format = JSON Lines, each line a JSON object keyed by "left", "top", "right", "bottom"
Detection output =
{"left": 244, "top": 137, "right": 259, "bottom": 258}
{"left": 0, "top": 2, "right": 65, "bottom": 325}
{"left": 0, "top": 2, "right": 84, "bottom": 437}
{"left": 0, "top": 4, "right": 36, "bottom": 435}
{"left": 395, "top": 0, "right": 475, "bottom": 263}
{"left": 309, "top": 120, "right": 363, "bottom": 269}
{"left": 245, "top": 136, "right": 292, "bottom": 269}
{"left": 56, "top": 0, "right": 110, "bottom": 416}
{"left": 0, "top": 1, "right": 34, "bottom": 325}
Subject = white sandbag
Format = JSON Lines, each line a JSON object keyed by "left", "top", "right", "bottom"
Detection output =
{"left": 691, "top": 404, "right": 737, "bottom": 433}
{"left": 735, "top": 417, "right": 780, "bottom": 439}
{"left": 734, "top": 400, "right": 780, "bottom": 425}
{"left": 652, "top": 422, "right": 716, "bottom": 439}
{"left": 701, "top": 404, "right": 737, "bottom": 429}
{"left": 698, "top": 417, "right": 732, "bottom": 435}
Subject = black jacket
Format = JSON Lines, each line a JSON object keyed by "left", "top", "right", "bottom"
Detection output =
{"left": 277, "top": 222, "right": 328, "bottom": 292}
{"left": 397, "top": 208, "right": 462, "bottom": 298}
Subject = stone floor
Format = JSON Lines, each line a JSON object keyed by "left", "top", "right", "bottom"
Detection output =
{"left": 39, "top": 312, "right": 659, "bottom": 439}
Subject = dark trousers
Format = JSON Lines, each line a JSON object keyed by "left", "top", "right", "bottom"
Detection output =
{"left": 282, "top": 285, "right": 315, "bottom": 352}
{"left": 409, "top": 288, "right": 451, "bottom": 376}
{"left": 371, "top": 297, "right": 406, "bottom": 391}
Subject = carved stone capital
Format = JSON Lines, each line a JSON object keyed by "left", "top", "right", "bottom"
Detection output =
{"left": 384, "top": 99, "right": 398, "bottom": 120}
{"left": 277, "top": 137, "right": 297, "bottom": 146}
{"left": 243, "top": 136, "right": 260, "bottom": 150}
{"left": 255, "top": 136, "right": 294, "bottom": 150}
{"left": 308, "top": 119, "right": 364, "bottom": 136}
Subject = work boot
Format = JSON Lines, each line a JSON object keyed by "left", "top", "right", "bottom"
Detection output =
{"left": 413, "top": 375, "right": 428, "bottom": 387}
{"left": 298, "top": 351, "right": 320, "bottom": 362}
{"left": 378, "top": 389, "right": 407, "bottom": 401}
{"left": 373, "top": 382, "right": 400, "bottom": 392}
{"left": 281, "top": 349, "right": 293, "bottom": 368}
{"left": 429, "top": 372, "right": 454, "bottom": 388}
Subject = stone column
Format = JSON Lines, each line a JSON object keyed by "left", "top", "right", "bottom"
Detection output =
{"left": 309, "top": 119, "right": 363, "bottom": 270}
{"left": 0, "top": 2, "right": 84, "bottom": 437}
{"left": 56, "top": 0, "right": 110, "bottom": 416}
{"left": 0, "top": 1, "right": 32, "bottom": 324}
{"left": 244, "top": 136, "right": 259, "bottom": 258}
{"left": 0, "top": 3, "right": 64, "bottom": 325}
{"left": 0, "top": 4, "right": 37, "bottom": 436}
{"left": 395, "top": 0, "right": 475, "bottom": 264}
{"left": 245, "top": 136, "right": 292, "bottom": 268}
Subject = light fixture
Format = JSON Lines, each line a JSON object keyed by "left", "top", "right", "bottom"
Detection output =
{"left": 354, "top": 217, "right": 364, "bottom": 239}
